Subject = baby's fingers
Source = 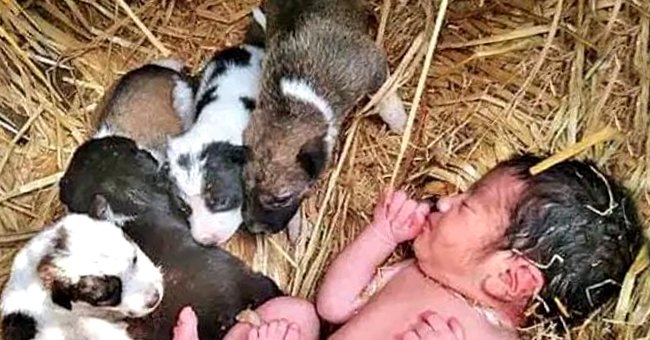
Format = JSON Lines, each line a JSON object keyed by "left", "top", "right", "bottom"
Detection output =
{"left": 394, "top": 199, "right": 417, "bottom": 226}
{"left": 374, "top": 188, "right": 394, "bottom": 216}
{"left": 387, "top": 190, "right": 408, "bottom": 218}
{"left": 416, "top": 202, "right": 431, "bottom": 217}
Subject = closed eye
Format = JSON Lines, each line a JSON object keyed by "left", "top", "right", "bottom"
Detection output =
{"left": 271, "top": 193, "right": 294, "bottom": 207}
{"left": 461, "top": 201, "right": 477, "bottom": 214}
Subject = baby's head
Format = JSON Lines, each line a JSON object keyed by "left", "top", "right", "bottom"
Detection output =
{"left": 414, "top": 154, "right": 644, "bottom": 326}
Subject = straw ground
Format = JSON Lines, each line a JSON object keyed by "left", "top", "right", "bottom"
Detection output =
{"left": 0, "top": 0, "right": 648, "bottom": 338}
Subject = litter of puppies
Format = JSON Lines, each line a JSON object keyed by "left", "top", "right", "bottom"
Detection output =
{"left": 1, "top": 0, "right": 648, "bottom": 339}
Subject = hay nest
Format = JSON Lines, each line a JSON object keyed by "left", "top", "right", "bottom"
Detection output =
{"left": 0, "top": 0, "right": 648, "bottom": 338}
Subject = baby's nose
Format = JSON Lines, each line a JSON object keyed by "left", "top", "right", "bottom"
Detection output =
{"left": 436, "top": 193, "right": 464, "bottom": 212}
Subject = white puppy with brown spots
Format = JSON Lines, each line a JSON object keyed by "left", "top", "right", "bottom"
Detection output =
{"left": 1, "top": 214, "right": 163, "bottom": 340}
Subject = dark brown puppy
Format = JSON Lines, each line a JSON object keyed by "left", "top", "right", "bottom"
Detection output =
{"left": 60, "top": 137, "right": 282, "bottom": 339}
{"left": 243, "top": 0, "right": 406, "bottom": 235}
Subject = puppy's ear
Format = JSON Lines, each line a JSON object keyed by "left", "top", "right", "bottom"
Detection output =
{"left": 51, "top": 279, "right": 73, "bottom": 310}
{"left": 73, "top": 275, "right": 122, "bottom": 307}
{"left": 89, "top": 194, "right": 111, "bottom": 220}
{"left": 38, "top": 233, "right": 74, "bottom": 310}
{"left": 297, "top": 135, "right": 327, "bottom": 179}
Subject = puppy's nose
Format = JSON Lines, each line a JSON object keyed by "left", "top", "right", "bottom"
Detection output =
{"left": 246, "top": 222, "right": 268, "bottom": 234}
{"left": 145, "top": 290, "right": 161, "bottom": 310}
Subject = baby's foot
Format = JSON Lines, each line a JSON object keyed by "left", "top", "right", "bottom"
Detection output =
{"left": 248, "top": 319, "right": 300, "bottom": 340}
{"left": 402, "top": 312, "right": 464, "bottom": 340}
{"left": 173, "top": 306, "right": 199, "bottom": 340}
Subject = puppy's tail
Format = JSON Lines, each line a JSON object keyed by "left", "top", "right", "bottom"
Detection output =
{"left": 243, "top": 6, "right": 267, "bottom": 48}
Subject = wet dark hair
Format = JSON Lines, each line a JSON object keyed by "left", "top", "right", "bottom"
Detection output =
{"left": 497, "top": 154, "right": 644, "bottom": 326}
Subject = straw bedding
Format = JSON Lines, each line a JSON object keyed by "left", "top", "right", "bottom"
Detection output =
{"left": 0, "top": 0, "right": 648, "bottom": 338}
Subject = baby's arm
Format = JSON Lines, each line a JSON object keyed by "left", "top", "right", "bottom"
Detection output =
{"left": 316, "top": 190, "right": 429, "bottom": 324}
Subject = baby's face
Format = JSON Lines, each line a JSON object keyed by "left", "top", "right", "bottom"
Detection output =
{"left": 414, "top": 169, "right": 526, "bottom": 277}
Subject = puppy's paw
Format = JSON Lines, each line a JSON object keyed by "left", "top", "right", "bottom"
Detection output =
{"left": 377, "top": 90, "right": 407, "bottom": 133}
{"left": 287, "top": 211, "right": 303, "bottom": 244}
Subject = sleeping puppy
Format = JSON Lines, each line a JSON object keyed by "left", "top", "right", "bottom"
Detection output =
{"left": 166, "top": 10, "right": 266, "bottom": 246}
{"left": 94, "top": 58, "right": 195, "bottom": 163}
{"left": 242, "top": 0, "right": 407, "bottom": 234}
{"left": 1, "top": 214, "right": 163, "bottom": 340}
{"left": 59, "top": 137, "right": 282, "bottom": 339}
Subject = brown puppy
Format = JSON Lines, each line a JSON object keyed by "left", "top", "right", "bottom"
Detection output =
{"left": 243, "top": 0, "right": 406, "bottom": 235}
{"left": 94, "top": 59, "right": 195, "bottom": 163}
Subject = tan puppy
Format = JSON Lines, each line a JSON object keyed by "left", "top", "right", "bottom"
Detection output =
{"left": 94, "top": 59, "right": 195, "bottom": 163}
{"left": 243, "top": 0, "right": 407, "bottom": 235}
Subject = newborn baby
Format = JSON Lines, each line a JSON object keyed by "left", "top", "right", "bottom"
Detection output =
{"left": 174, "top": 154, "right": 644, "bottom": 339}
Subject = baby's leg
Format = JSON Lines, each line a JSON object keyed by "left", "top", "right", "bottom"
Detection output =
{"left": 225, "top": 297, "right": 319, "bottom": 340}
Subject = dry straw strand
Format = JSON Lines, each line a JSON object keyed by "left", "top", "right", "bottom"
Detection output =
{"left": 389, "top": 0, "right": 449, "bottom": 188}
{"left": 529, "top": 126, "right": 620, "bottom": 175}
{"left": 115, "top": 0, "right": 170, "bottom": 56}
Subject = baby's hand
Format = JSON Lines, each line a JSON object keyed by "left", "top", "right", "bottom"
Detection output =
{"left": 403, "top": 312, "right": 464, "bottom": 340}
{"left": 371, "top": 189, "right": 430, "bottom": 245}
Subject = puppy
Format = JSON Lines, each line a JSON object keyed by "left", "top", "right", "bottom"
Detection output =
{"left": 242, "top": 0, "right": 407, "bottom": 234}
{"left": 1, "top": 214, "right": 163, "bottom": 340}
{"left": 59, "top": 137, "right": 282, "bottom": 339}
{"left": 166, "top": 44, "right": 265, "bottom": 246}
{"left": 94, "top": 59, "right": 195, "bottom": 163}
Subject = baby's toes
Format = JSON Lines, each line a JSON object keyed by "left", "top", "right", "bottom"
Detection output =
{"left": 247, "top": 325, "right": 263, "bottom": 340}
{"left": 284, "top": 323, "right": 301, "bottom": 340}
{"left": 270, "top": 320, "right": 289, "bottom": 338}
{"left": 172, "top": 307, "right": 199, "bottom": 340}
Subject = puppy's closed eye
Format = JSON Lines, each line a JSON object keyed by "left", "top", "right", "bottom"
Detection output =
{"left": 297, "top": 135, "right": 327, "bottom": 180}
{"left": 261, "top": 192, "right": 295, "bottom": 208}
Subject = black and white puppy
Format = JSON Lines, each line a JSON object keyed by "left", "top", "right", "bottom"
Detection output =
{"left": 1, "top": 214, "right": 163, "bottom": 340}
{"left": 59, "top": 137, "right": 282, "bottom": 339}
{"left": 166, "top": 44, "right": 264, "bottom": 246}
{"left": 166, "top": 10, "right": 266, "bottom": 246}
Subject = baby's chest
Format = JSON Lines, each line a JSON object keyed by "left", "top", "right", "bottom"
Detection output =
{"left": 333, "top": 275, "right": 444, "bottom": 339}
{"left": 331, "top": 271, "right": 513, "bottom": 340}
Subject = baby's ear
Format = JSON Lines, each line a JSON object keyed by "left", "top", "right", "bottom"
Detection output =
{"left": 481, "top": 251, "right": 544, "bottom": 305}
